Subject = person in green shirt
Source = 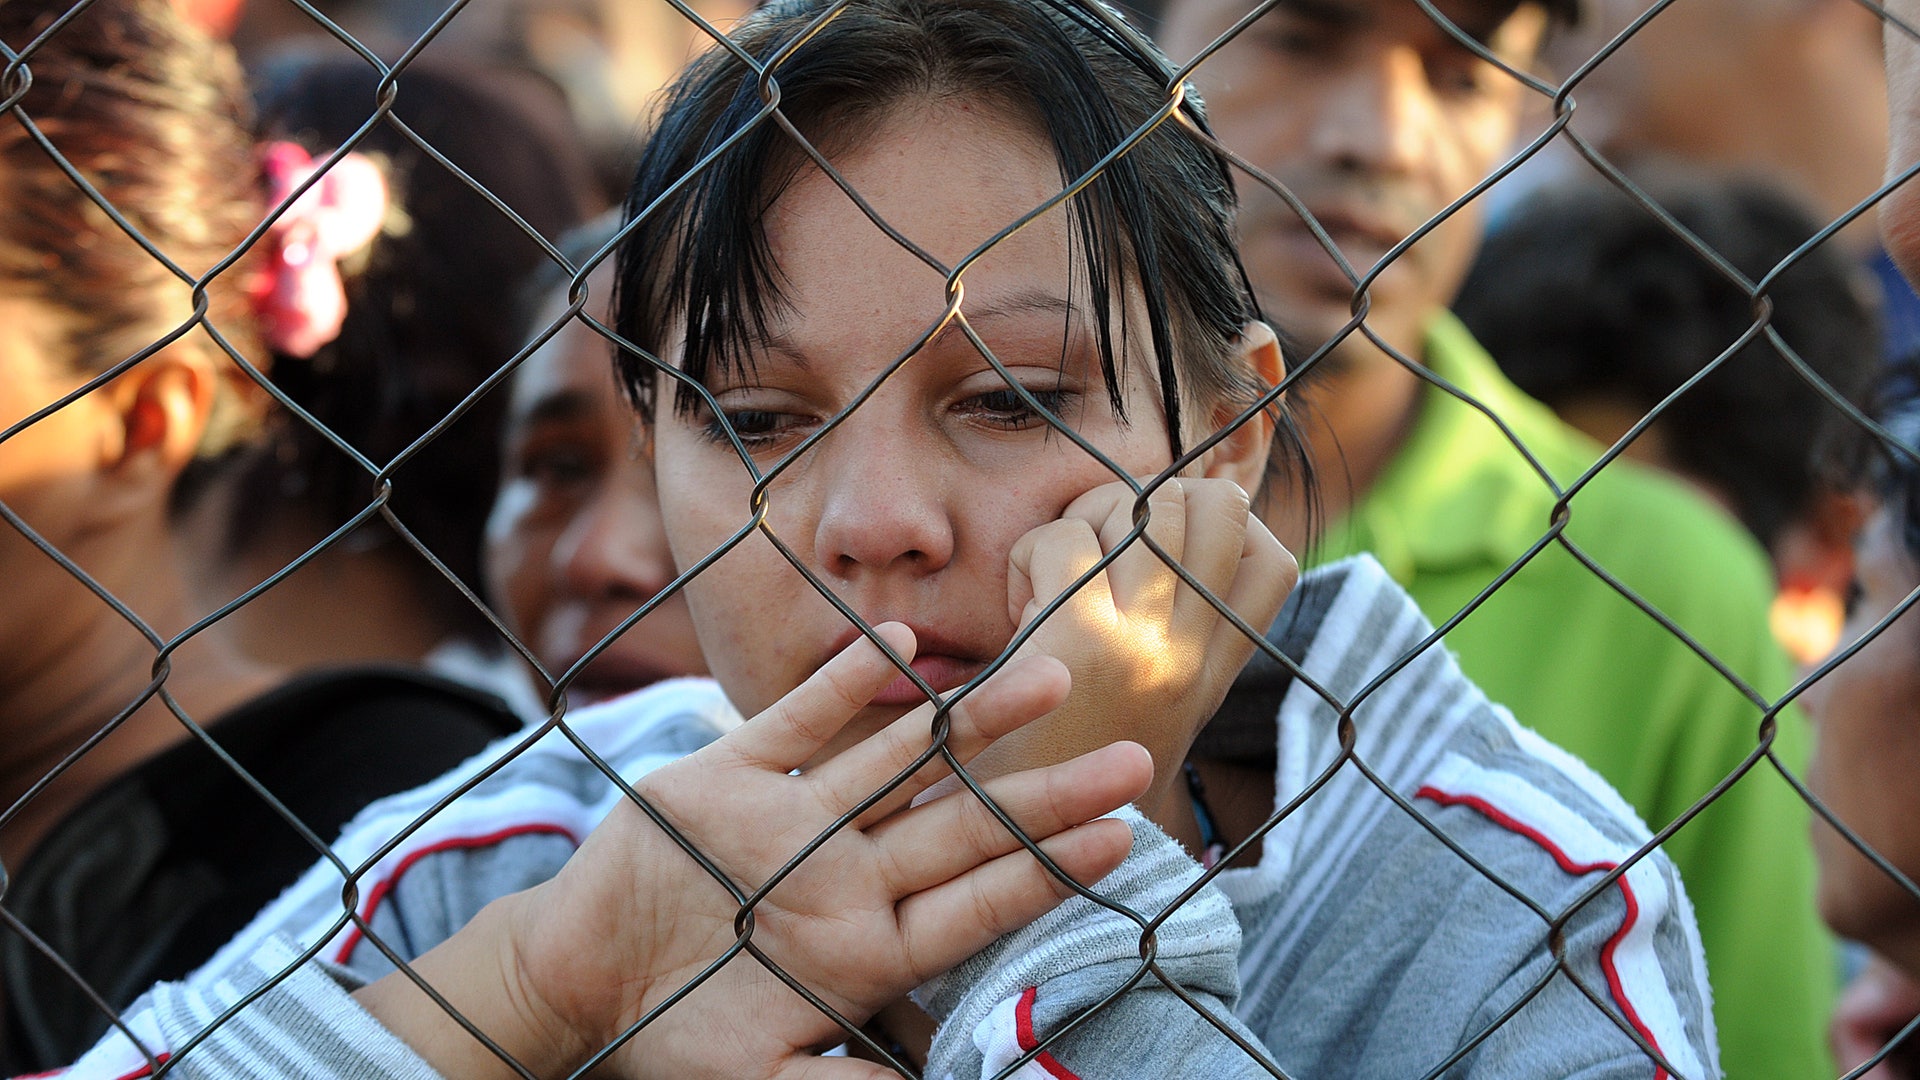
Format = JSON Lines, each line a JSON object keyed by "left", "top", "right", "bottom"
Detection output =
{"left": 1158, "top": 0, "right": 1837, "bottom": 1076}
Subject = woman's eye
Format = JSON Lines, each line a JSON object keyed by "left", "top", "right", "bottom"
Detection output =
{"left": 1428, "top": 55, "right": 1491, "bottom": 98}
{"left": 959, "top": 387, "right": 1069, "bottom": 430}
{"left": 519, "top": 444, "right": 598, "bottom": 488}
{"left": 704, "top": 408, "right": 802, "bottom": 448}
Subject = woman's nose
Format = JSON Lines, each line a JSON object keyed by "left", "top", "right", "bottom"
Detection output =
{"left": 1311, "top": 43, "right": 1433, "bottom": 181}
{"left": 555, "top": 465, "right": 677, "bottom": 605}
{"left": 809, "top": 422, "right": 956, "bottom": 580}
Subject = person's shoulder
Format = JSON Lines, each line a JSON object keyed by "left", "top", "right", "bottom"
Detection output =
{"left": 1425, "top": 312, "right": 1777, "bottom": 607}
{"left": 1286, "top": 556, "right": 1672, "bottom": 876}
{"left": 1244, "top": 556, "right": 1718, "bottom": 1079}
{"left": 560, "top": 676, "right": 740, "bottom": 765}
{"left": 1411, "top": 703, "right": 1717, "bottom": 1072}
{"left": 1422, "top": 696, "right": 1660, "bottom": 861}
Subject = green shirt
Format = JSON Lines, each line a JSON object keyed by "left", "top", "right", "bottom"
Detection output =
{"left": 1312, "top": 312, "right": 1835, "bottom": 1080}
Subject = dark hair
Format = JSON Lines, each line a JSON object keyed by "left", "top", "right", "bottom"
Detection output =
{"left": 1129, "top": 0, "right": 1578, "bottom": 41}
{"left": 1456, "top": 173, "right": 1877, "bottom": 551}
{"left": 515, "top": 211, "right": 625, "bottom": 344}
{"left": 226, "top": 56, "right": 596, "bottom": 629}
{"left": 612, "top": 0, "right": 1291, "bottom": 463}
{"left": 0, "top": 0, "right": 264, "bottom": 453}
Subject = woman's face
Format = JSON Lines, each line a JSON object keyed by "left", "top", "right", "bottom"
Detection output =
{"left": 485, "top": 280, "right": 708, "bottom": 705}
{"left": 650, "top": 101, "right": 1249, "bottom": 737}
{"left": 1804, "top": 505, "right": 1920, "bottom": 953}
{"left": 0, "top": 297, "right": 97, "bottom": 517}
{"left": 0, "top": 292, "right": 173, "bottom": 695}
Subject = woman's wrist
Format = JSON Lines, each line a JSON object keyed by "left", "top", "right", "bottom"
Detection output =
{"left": 351, "top": 888, "right": 606, "bottom": 1078}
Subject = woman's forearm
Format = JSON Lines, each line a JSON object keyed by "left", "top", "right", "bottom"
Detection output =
{"left": 350, "top": 889, "right": 594, "bottom": 1080}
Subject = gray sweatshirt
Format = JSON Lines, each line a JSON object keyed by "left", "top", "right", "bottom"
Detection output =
{"left": 35, "top": 557, "right": 1719, "bottom": 1079}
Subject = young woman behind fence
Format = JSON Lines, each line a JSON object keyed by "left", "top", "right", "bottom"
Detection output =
{"left": 35, "top": 0, "right": 1722, "bottom": 1077}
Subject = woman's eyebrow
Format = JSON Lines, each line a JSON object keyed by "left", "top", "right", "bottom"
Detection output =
{"left": 735, "top": 324, "right": 812, "bottom": 369}
{"left": 923, "top": 291, "right": 1086, "bottom": 363}
{"left": 1274, "top": 0, "right": 1365, "bottom": 31}
{"left": 962, "top": 290, "right": 1080, "bottom": 324}
{"left": 743, "top": 291, "right": 1082, "bottom": 365}
{"left": 511, "top": 388, "right": 600, "bottom": 429}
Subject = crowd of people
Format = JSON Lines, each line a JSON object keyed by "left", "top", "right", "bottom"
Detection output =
{"left": 1, "top": 0, "right": 1918, "bottom": 1076}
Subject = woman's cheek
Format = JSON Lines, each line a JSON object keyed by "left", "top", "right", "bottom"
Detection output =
{"left": 483, "top": 483, "right": 544, "bottom": 639}
{"left": 675, "top": 559, "right": 790, "bottom": 714}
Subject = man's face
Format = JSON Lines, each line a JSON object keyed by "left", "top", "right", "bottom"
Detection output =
{"left": 1537, "top": 0, "right": 1769, "bottom": 170}
{"left": 1161, "top": 0, "right": 1547, "bottom": 359}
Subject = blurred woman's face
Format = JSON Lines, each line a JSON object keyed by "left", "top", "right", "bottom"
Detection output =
{"left": 0, "top": 294, "right": 145, "bottom": 689}
{"left": 648, "top": 102, "right": 1248, "bottom": 740}
{"left": 484, "top": 282, "right": 707, "bottom": 705}
{"left": 1804, "top": 506, "right": 1920, "bottom": 959}
{"left": 0, "top": 298, "right": 94, "bottom": 511}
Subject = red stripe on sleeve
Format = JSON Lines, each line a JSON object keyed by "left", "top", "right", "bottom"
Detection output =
{"left": 332, "top": 823, "right": 578, "bottom": 964}
{"left": 1013, "top": 986, "right": 1086, "bottom": 1080}
{"left": 110, "top": 1053, "right": 169, "bottom": 1080}
{"left": 1415, "top": 786, "right": 1670, "bottom": 1080}
{"left": 14, "top": 1050, "right": 168, "bottom": 1080}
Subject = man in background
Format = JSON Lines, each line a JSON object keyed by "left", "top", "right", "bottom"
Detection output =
{"left": 1159, "top": 1, "right": 1836, "bottom": 1076}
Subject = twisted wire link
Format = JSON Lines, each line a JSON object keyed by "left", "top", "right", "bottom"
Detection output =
{"left": 8, "top": 0, "right": 1920, "bottom": 1076}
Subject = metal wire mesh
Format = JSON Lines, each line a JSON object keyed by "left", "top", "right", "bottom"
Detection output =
{"left": 2, "top": 0, "right": 1918, "bottom": 1076}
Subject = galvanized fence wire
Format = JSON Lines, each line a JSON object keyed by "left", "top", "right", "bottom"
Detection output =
{"left": 3, "top": 0, "right": 1920, "bottom": 1075}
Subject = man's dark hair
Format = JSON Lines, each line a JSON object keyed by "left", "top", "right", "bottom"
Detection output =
{"left": 612, "top": 0, "right": 1297, "bottom": 463}
{"left": 1455, "top": 172, "right": 1877, "bottom": 551}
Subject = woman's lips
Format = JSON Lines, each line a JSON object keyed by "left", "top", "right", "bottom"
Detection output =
{"left": 868, "top": 653, "right": 992, "bottom": 707}
{"left": 826, "top": 624, "right": 998, "bottom": 707}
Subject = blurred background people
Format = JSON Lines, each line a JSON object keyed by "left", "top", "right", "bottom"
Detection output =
{"left": 1801, "top": 360, "right": 1920, "bottom": 1077}
{"left": 182, "top": 0, "right": 752, "bottom": 204}
{"left": 484, "top": 216, "right": 708, "bottom": 709}
{"left": 184, "top": 55, "right": 598, "bottom": 711}
{"left": 0, "top": 3, "right": 523, "bottom": 1070}
{"left": 1456, "top": 172, "right": 1880, "bottom": 664}
{"left": 1156, "top": 0, "right": 1838, "bottom": 1074}
{"left": 471, "top": 0, "right": 756, "bottom": 200}
{"left": 1499, "top": 0, "right": 1920, "bottom": 361}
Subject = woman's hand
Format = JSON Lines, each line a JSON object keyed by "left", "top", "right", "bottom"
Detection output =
{"left": 354, "top": 623, "right": 1151, "bottom": 1078}
{"left": 970, "top": 477, "right": 1295, "bottom": 815}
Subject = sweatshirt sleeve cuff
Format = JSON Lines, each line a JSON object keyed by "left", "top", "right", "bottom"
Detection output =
{"left": 57, "top": 935, "right": 443, "bottom": 1080}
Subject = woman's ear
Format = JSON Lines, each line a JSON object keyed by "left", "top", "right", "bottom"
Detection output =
{"left": 1197, "top": 321, "right": 1285, "bottom": 493}
{"left": 95, "top": 348, "right": 216, "bottom": 500}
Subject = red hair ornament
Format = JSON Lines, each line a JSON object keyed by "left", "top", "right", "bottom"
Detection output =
{"left": 251, "top": 142, "right": 389, "bottom": 358}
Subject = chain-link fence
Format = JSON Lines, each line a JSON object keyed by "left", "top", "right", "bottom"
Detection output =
{"left": 4, "top": 0, "right": 1920, "bottom": 1076}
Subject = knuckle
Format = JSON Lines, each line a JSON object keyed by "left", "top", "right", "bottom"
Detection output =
{"left": 967, "top": 866, "right": 1018, "bottom": 932}
{"left": 960, "top": 794, "right": 1012, "bottom": 857}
